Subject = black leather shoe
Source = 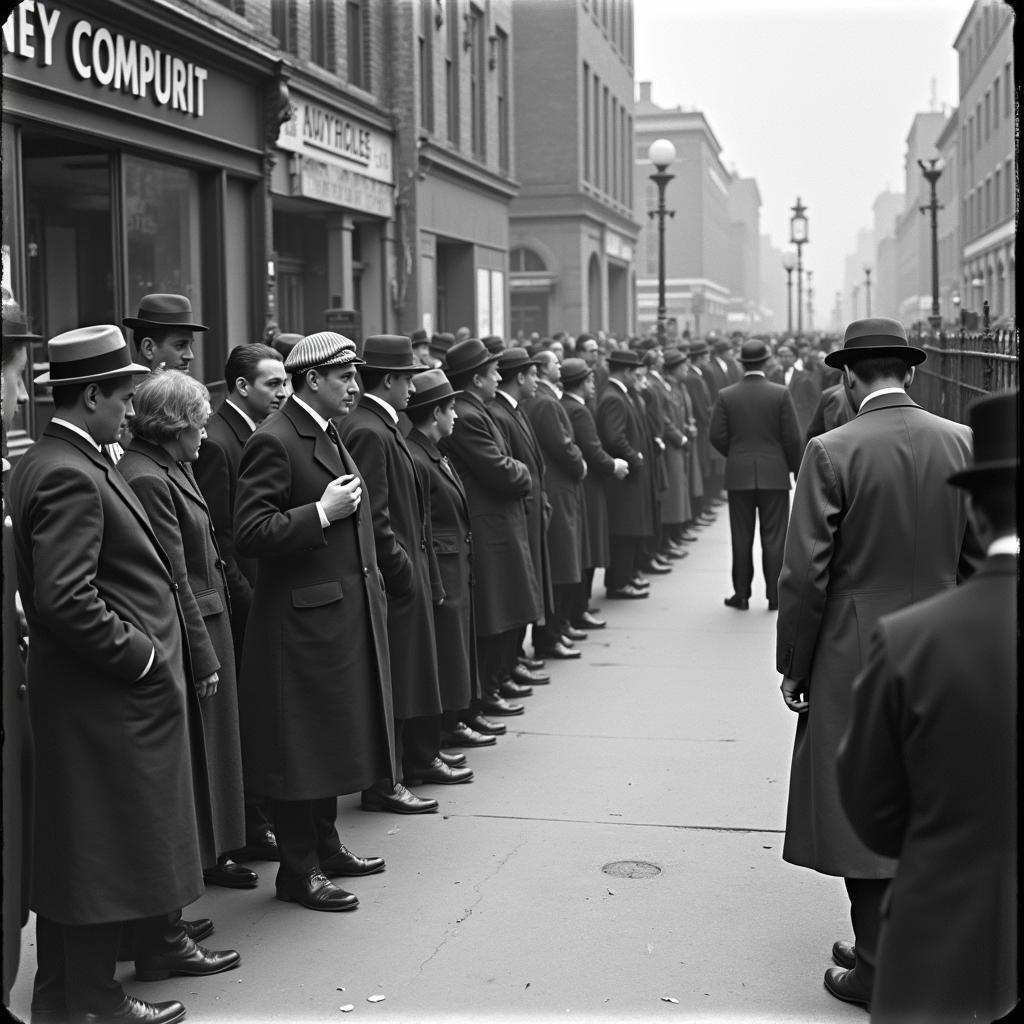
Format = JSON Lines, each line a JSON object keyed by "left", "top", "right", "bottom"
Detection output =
{"left": 823, "top": 967, "right": 871, "bottom": 1009}
{"left": 499, "top": 678, "right": 533, "bottom": 698}
{"left": 679, "top": 531, "right": 698, "bottom": 543}
{"left": 517, "top": 656, "right": 546, "bottom": 670}
{"left": 320, "top": 845, "right": 385, "bottom": 877}
{"left": 406, "top": 756, "right": 475, "bottom": 785}
{"left": 203, "top": 858, "right": 258, "bottom": 889}
{"left": 438, "top": 749, "right": 467, "bottom": 766}
{"left": 606, "top": 585, "right": 649, "bottom": 599}
{"left": 572, "top": 611, "right": 606, "bottom": 630}
{"left": 563, "top": 625, "right": 588, "bottom": 641}
{"left": 233, "top": 826, "right": 279, "bottom": 862}
{"left": 360, "top": 782, "right": 439, "bottom": 813}
{"left": 512, "top": 663, "right": 550, "bottom": 685}
{"left": 442, "top": 721, "right": 497, "bottom": 746}
{"left": 466, "top": 714, "right": 506, "bottom": 736}
{"left": 184, "top": 918, "right": 214, "bottom": 944}
{"left": 135, "top": 939, "right": 240, "bottom": 981}
{"left": 768, "top": 598, "right": 779, "bottom": 611}
{"left": 274, "top": 870, "right": 358, "bottom": 912}
{"left": 535, "top": 641, "right": 580, "bottom": 660}
{"left": 642, "top": 560, "right": 672, "bottom": 575}
{"left": 480, "top": 692, "right": 525, "bottom": 716}
{"left": 81, "top": 996, "right": 186, "bottom": 1024}
{"left": 630, "top": 575, "right": 651, "bottom": 589}
{"left": 832, "top": 940, "right": 856, "bottom": 970}
{"left": 31, "top": 1003, "right": 68, "bottom": 1023}
{"left": 724, "top": 594, "right": 750, "bottom": 610}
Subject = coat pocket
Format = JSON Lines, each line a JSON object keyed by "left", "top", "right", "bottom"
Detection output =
{"left": 432, "top": 531, "right": 459, "bottom": 555}
{"left": 291, "top": 581, "right": 344, "bottom": 608}
{"left": 194, "top": 588, "right": 225, "bottom": 618}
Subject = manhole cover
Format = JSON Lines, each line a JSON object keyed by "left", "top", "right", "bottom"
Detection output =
{"left": 601, "top": 860, "right": 662, "bottom": 878}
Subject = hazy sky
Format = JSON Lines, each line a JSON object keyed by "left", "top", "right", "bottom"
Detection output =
{"left": 634, "top": 0, "right": 973, "bottom": 324}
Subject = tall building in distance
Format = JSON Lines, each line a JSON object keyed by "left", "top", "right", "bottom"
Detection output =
{"left": 509, "top": 0, "right": 639, "bottom": 339}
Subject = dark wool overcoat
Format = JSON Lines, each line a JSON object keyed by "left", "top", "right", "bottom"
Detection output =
{"left": 339, "top": 398, "right": 442, "bottom": 719}
{"left": 10, "top": 423, "right": 211, "bottom": 924}
{"left": 776, "top": 392, "right": 975, "bottom": 877}
{"left": 681, "top": 367, "right": 713, "bottom": 476}
{"left": 804, "top": 380, "right": 855, "bottom": 443}
{"left": 408, "top": 428, "right": 479, "bottom": 710}
{"left": 120, "top": 440, "right": 245, "bottom": 860}
{"left": 769, "top": 366, "right": 820, "bottom": 433}
{"left": 658, "top": 376, "right": 691, "bottom": 524}
{"left": 235, "top": 397, "right": 397, "bottom": 798}
{"left": 561, "top": 393, "right": 614, "bottom": 569}
{"left": 441, "top": 391, "right": 540, "bottom": 636}
{"left": 596, "top": 381, "right": 652, "bottom": 538}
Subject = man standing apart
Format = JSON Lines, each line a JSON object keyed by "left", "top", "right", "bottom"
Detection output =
{"left": 776, "top": 317, "right": 976, "bottom": 1010}
{"left": 709, "top": 339, "right": 803, "bottom": 611}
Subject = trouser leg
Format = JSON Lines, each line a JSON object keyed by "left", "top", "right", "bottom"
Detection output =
{"left": 606, "top": 536, "right": 637, "bottom": 590}
{"left": 757, "top": 489, "right": 790, "bottom": 604}
{"left": 844, "top": 877, "right": 890, "bottom": 991}
{"left": 271, "top": 799, "right": 319, "bottom": 878}
{"left": 32, "top": 915, "right": 67, "bottom": 1015}
{"left": 134, "top": 909, "right": 186, "bottom": 960}
{"left": 311, "top": 796, "right": 341, "bottom": 861}
{"left": 402, "top": 715, "right": 442, "bottom": 774}
{"left": 727, "top": 491, "right": 756, "bottom": 599}
{"left": 62, "top": 921, "right": 125, "bottom": 1017}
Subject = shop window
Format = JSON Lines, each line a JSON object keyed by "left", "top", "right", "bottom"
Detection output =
{"left": 347, "top": 0, "right": 366, "bottom": 89}
{"left": 310, "top": 0, "right": 335, "bottom": 71}
{"left": 271, "top": 0, "right": 298, "bottom": 54}
{"left": 496, "top": 28, "right": 509, "bottom": 170}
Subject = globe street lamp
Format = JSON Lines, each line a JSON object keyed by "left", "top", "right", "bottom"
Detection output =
{"left": 790, "top": 197, "right": 809, "bottom": 337}
{"left": 648, "top": 138, "right": 677, "bottom": 345}
{"left": 864, "top": 266, "right": 872, "bottom": 316}
{"left": 781, "top": 251, "right": 796, "bottom": 334}
{"left": 917, "top": 157, "right": 944, "bottom": 331}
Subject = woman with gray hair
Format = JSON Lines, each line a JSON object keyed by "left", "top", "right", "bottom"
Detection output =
{"left": 120, "top": 370, "right": 251, "bottom": 894}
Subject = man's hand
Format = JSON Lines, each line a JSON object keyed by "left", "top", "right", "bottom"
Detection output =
{"left": 197, "top": 672, "right": 219, "bottom": 698}
{"left": 612, "top": 458, "right": 629, "bottom": 480}
{"left": 320, "top": 474, "right": 362, "bottom": 521}
{"left": 780, "top": 676, "right": 808, "bottom": 714}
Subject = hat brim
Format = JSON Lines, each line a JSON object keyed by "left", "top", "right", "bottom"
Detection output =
{"left": 359, "top": 361, "right": 431, "bottom": 373}
{"left": 406, "top": 388, "right": 463, "bottom": 411}
{"left": 122, "top": 317, "right": 209, "bottom": 332}
{"left": 3, "top": 331, "right": 43, "bottom": 344}
{"left": 34, "top": 362, "right": 151, "bottom": 387}
{"left": 947, "top": 462, "right": 1018, "bottom": 488}
{"left": 825, "top": 344, "right": 927, "bottom": 369}
{"left": 447, "top": 353, "right": 501, "bottom": 377}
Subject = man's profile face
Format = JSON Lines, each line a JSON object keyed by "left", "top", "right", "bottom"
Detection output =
{"left": 91, "top": 376, "right": 136, "bottom": 444}
{"left": 476, "top": 362, "right": 500, "bottom": 401}
{"left": 388, "top": 372, "right": 417, "bottom": 410}
{"left": 146, "top": 328, "right": 195, "bottom": 372}
{"left": 319, "top": 365, "right": 360, "bottom": 418}
{"left": 521, "top": 364, "right": 539, "bottom": 399}
{"left": 242, "top": 358, "right": 288, "bottom": 420}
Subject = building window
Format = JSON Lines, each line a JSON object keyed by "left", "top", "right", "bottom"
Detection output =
{"left": 610, "top": 96, "right": 618, "bottom": 200}
{"left": 446, "top": 0, "right": 460, "bottom": 145}
{"left": 592, "top": 72, "right": 600, "bottom": 192}
{"left": 496, "top": 28, "right": 509, "bottom": 170}
{"left": 212, "top": 0, "right": 245, "bottom": 12}
{"left": 346, "top": 1, "right": 366, "bottom": 89}
{"left": 510, "top": 247, "right": 546, "bottom": 272}
{"left": 994, "top": 167, "right": 1001, "bottom": 220}
{"left": 271, "top": 0, "right": 297, "bottom": 53}
{"left": 582, "top": 62, "right": 590, "bottom": 182}
{"left": 984, "top": 91, "right": 990, "bottom": 140}
{"left": 1005, "top": 159, "right": 1013, "bottom": 219}
{"left": 419, "top": 0, "right": 434, "bottom": 131}
{"left": 468, "top": 4, "right": 485, "bottom": 159}
{"left": 1005, "top": 63, "right": 1012, "bottom": 118}
{"left": 993, "top": 76, "right": 999, "bottom": 122}
{"left": 975, "top": 103, "right": 981, "bottom": 149}
{"left": 310, "top": 0, "right": 334, "bottom": 71}
{"left": 985, "top": 177, "right": 992, "bottom": 228}
{"left": 627, "top": 114, "right": 633, "bottom": 202}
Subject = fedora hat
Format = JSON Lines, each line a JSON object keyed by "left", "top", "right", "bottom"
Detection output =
{"left": 430, "top": 332, "right": 456, "bottom": 355}
{"left": 947, "top": 390, "right": 1018, "bottom": 488}
{"left": 405, "top": 368, "right": 462, "bottom": 411}
{"left": 560, "top": 357, "right": 591, "bottom": 387}
{"left": 359, "top": 335, "right": 426, "bottom": 373}
{"left": 825, "top": 317, "right": 926, "bottom": 369}
{"left": 410, "top": 328, "right": 429, "bottom": 345}
{"left": 738, "top": 339, "right": 771, "bottom": 364}
{"left": 663, "top": 347, "right": 688, "bottom": 369}
{"left": 607, "top": 349, "right": 642, "bottom": 368}
{"left": 712, "top": 337, "right": 733, "bottom": 354}
{"left": 285, "top": 332, "right": 364, "bottom": 374}
{"left": 35, "top": 324, "right": 150, "bottom": 386}
{"left": 687, "top": 340, "right": 709, "bottom": 357}
{"left": 123, "top": 293, "right": 208, "bottom": 333}
{"left": 497, "top": 347, "right": 541, "bottom": 375}
{"left": 482, "top": 335, "right": 506, "bottom": 355}
{"left": 2, "top": 296, "right": 42, "bottom": 345}
{"left": 445, "top": 339, "right": 500, "bottom": 378}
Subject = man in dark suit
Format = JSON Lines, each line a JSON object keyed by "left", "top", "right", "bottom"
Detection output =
{"left": 804, "top": 378, "right": 854, "bottom": 443}
{"left": 193, "top": 342, "right": 286, "bottom": 862}
{"left": 680, "top": 342, "right": 716, "bottom": 524}
{"left": 235, "top": 332, "right": 400, "bottom": 912}
{"left": 12, "top": 325, "right": 232, "bottom": 1024}
{"left": 776, "top": 318, "right": 978, "bottom": 1010}
{"left": 836, "top": 389, "right": 1018, "bottom": 1023}
{"left": 769, "top": 342, "right": 819, "bottom": 433}
{"left": 709, "top": 339, "right": 803, "bottom": 611}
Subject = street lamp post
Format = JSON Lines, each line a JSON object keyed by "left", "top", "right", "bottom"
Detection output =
{"left": 647, "top": 138, "right": 677, "bottom": 345}
{"left": 917, "top": 157, "right": 944, "bottom": 332}
{"left": 806, "top": 269, "right": 814, "bottom": 332}
{"left": 790, "top": 197, "right": 809, "bottom": 338}
{"left": 864, "top": 266, "right": 872, "bottom": 317}
{"left": 781, "top": 252, "right": 796, "bottom": 334}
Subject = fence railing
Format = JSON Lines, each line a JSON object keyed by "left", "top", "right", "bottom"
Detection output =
{"left": 911, "top": 302, "right": 1018, "bottom": 425}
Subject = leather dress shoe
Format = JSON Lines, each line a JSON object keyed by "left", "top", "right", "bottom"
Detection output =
{"left": 536, "top": 641, "right": 580, "bottom": 660}
{"left": 81, "top": 996, "right": 186, "bottom": 1024}
{"left": 185, "top": 917, "right": 214, "bottom": 944}
{"left": 724, "top": 594, "right": 750, "bottom": 610}
{"left": 406, "top": 756, "right": 475, "bottom": 785}
{"left": 361, "top": 782, "right": 439, "bottom": 813}
{"left": 631, "top": 575, "right": 651, "bottom": 589}
{"left": 572, "top": 611, "right": 606, "bottom": 630}
{"left": 499, "top": 678, "right": 533, "bottom": 698}
{"left": 442, "top": 721, "right": 497, "bottom": 746}
{"left": 512, "top": 663, "right": 550, "bottom": 685}
{"left": 135, "top": 939, "right": 240, "bottom": 981}
{"left": 679, "top": 531, "right": 698, "bottom": 542}
{"left": 642, "top": 560, "right": 672, "bottom": 575}
{"left": 320, "top": 845, "right": 385, "bottom": 876}
{"left": 823, "top": 966, "right": 871, "bottom": 1009}
{"left": 606, "top": 585, "right": 649, "bottom": 599}
{"left": 116, "top": 918, "right": 214, "bottom": 963}
{"left": 274, "top": 870, "right": 358, "bottom": 911}
{"left": 438, "top": 749, "right": 467, "bottom": 766}
{"left": 480, "top": 692, "right": 525, "bottom": 716}
{"left": 203, "top": 858, "right": 258, "bottom": 889}
{"left": 517, "top": 655, "right": 546, "bottom": 670}
{"left": 233, "top": 826, "right": 279, "bottom": 861}
{"left": 832, "top": 940, "right": 856, "bottom": 970}
{"left": 563, "top": 625, "right": 588, "bottom": 641}
{"left": 466, "top": 714, "right": 506, "bottom": 736}
{"left": 768, "top": 598, "right": 779, "bottom": 611}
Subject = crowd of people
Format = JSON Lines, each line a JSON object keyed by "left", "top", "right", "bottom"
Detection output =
{"left": 1, "top": 289, "right": 1017, "bottom": 1024}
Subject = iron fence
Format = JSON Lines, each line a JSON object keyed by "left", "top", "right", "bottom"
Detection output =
{"left": 911, "top": 302, "right": 1018, "bottom": 425}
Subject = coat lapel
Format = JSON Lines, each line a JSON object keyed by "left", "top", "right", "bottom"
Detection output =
{"left": 284, "top": 398, "right": 345, "bottom": 478}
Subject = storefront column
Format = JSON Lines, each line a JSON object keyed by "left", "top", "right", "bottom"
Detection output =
{"left": 326, "top": 214, "right": 355, "bottom": 309}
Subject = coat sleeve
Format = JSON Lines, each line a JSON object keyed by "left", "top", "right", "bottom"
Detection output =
{"left": 569, "top": 404, "right": 616, "bottom": 478}
{"left": 776, "top": 438, "right": 842, "bottom": 681}
{"left": 836, "top": 622, "right": 909, "bottom": 858}
{"left": 529, "top": 400, "right": 586, "bottom": 481}
{"left": 804, "top": 391, "right": 828, "bottom": 444}
{"left": 24, "top": 463, "right": 154, "bottom": 682}
{"left": 126, "top": 472, "right": 220, "bottom": 680}
{"left": 417, "top": 458, "right": 445, "bottom": 603}
{"left": 708, "top": 394, "right": 729, "bottom": 456}
{"left": 235, "top": 430, "right": 327, "bottom": 558}
{"left": 443, "top": 411, "right": 532, "bottom": 497}
{"left": 779, "top": 391, "right": 805, "bottom": 474}
{"left": 597, "top": 394, "right": 641, "bottom": 469}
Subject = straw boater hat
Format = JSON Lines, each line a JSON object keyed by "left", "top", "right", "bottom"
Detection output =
{"left": 824, "top": 317, "right": 926, "bottom": 369}
{"left": 359, "top": 335, "right": 428, "bottom": 373}
{"left": 404, "top": 368, "right": 462, "bottom": 412}
{"left": 947, "top": 390, "right": 1018, "bottom": 489}
{"left": 284, "top": 332, "right": 364, "bottom": 374}
{"left": 123, "top": 293, "right": 208, "bottom": 333}
{"left": 34, "top": 325, "right": 149, "bottom": 386}
{"left": 559, "top": 357, "right": 591, "bottom": 387}
{"left": 444, "top": 339, "right": 501, "bottom": 378}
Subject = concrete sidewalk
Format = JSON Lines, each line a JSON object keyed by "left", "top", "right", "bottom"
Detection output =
{"left": 9, "top": 509, "right": 865, "bottom": 1023}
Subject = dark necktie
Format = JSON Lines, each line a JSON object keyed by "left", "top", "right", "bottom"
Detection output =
{"left": 325, "top": 421, "right": 345, "bottom": 459}
{"left": 100, "top": 445, "right": 118, "bottom": 468}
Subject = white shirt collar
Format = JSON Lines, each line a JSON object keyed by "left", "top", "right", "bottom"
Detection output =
{"left": 361, "top": 391, "right": 399, "bottom": 425}
{"left": 539, "top": 378, "right": 562, "bottom": 398}
{"left": 608, "top": 377, "right": 628, "bottom": 393}
{"left": 291, "top": 394, "right": 331, "bottom": 432}
{"left": 495, "top": 389, "right": 518, "bottom": 409}
{"left": 987, "top": 535, "right": 1019, "bottom": 557}
{"left": 744, "top": 370, "right": 766, "bottom": 377}
{"left": 715, "top": 357, "right": 728, "bottom": 371}
{"left": 859, "top": 386, "right": 906, "bottom": 413}
{"left": 50, "top": 417, "right": 102, "bottom": 452}
{"left": 225, "top": 399, "right": 257, "bottom": 433}
{"left": 794, "top": 358, "right": 805, "bottom": 371}
{"left": 564, "top": 391, "right": 585, "bottom": 404}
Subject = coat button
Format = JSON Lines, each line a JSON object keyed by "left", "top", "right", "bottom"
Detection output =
{"left": 363, "top": 567, "right": 369, "bottom": 577}
{"left": 17, "top": 683, "right": 27, "bottom": 696}
{"left": 465, "top": 533, "right": 472, "bottom": 544}
{"left": 420, "top": 540, "right": 427, "bottom": 551}
{"left": 171, "top": 581, "right": 179, "bottom": 591}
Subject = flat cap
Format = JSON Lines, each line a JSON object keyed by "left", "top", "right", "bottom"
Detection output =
{"left": 284, "top": 331, "right": 363, "bottom": 373}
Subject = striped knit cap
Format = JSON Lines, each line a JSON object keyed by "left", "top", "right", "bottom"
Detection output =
{"left": 284, "top": 332, "right": 363, "bottom": 373}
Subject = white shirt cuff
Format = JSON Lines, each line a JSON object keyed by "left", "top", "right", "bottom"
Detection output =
{"left": 136, "top": 647, "right": 156, "bottom": 681}
{"left": 316, "top": 501, "right": 330, "bottom": 528}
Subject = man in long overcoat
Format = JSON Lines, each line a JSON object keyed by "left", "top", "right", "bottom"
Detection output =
{"left": 681, "top": 343, "right": 714, "bottom": 522}
{"left": 776, "top": 317, "right": 977, "bottom": 1009}
{"left": 235, "top": 333, "right": 398, "bottom": 913}
{"left": 770, "top": 342, "right": 820, "bottom": 434}
{"left": 11, "top": 325, "right": 221, "bottom": 1024}
{"left": 837, "top": 390, "right": 1018, "bottom": 1023}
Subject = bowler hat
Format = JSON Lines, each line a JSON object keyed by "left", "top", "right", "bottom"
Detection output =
{"left": 497, "top": 347, "right": 541, "bottom": 375}
{"left": 410, "top": 328, "right": 429, "bottom": 345}
{"left": 482, "top": 335, "right": 506, "bottom": 355}
{"left": 285, "top": 332, "right": 363, "bottom": 374}
{"left": 663, "top": 348, "right": 688, "bottom": 369}
{"left": 738, "top": 339, "right": 771, "bottom": 364}
{"left": 824, "top": 317, "right": 926, "bottom": 369}
{"left": 607, "top": 349, "right": 642, "bottom": 368}
{"left": 123, "top": 293, "right": 208, "bottom": 333}
{"left": 947, "top": 390, "right": 1018, "bottom": 488}
{"left": 560, "top": 358, "right": 591, "bottom": 387}
{"left": 405, "top": 368, "right": 462, "bottom": 411}
{"left": 445, "top": 339, "right": 500, "bottom": 378}
{"left": 34, "top": 324, "right": 150, "bottom": 386}
{"left": 359, "top": 335, "right": 426, "bottom": 373}
{"left": 430, "top": 332, "right": 456, "bottom": 355}
{"left": 712, "top": 337, "right": 733, "bottom": 354}
{"left": 687, "top": 340, "right": 709, "bottom": 357}
{"left": 2, "top": 296, "right": 41, "bottom": 345}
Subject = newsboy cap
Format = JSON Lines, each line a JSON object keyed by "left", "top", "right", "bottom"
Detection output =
{"left": 284, "top": 332, "right": 363, "bottom": 374}
{"left": 123, "top": 293, "right": 207, "bottom": 333}
{"left": 824, "top": 317, "right": 926, "bottom": 369}
{"left": 35, "top": 324, "right": 149, "bottom": 386}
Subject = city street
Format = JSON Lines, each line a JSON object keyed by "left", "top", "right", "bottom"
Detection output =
{"left": 10, "top": 511, "right": 865, "bottom": 1024}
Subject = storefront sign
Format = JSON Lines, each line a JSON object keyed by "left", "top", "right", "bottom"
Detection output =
{"left": 296, "top": 158, "right": 394, "bottom": 218}
{"left": 604, "top": 232, "right": 635, "bottom": 262}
